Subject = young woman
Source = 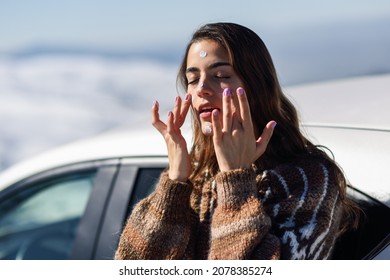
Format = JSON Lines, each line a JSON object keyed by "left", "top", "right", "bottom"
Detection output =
{"left": 115, "top": 22, "right": 359, "bottom": 260}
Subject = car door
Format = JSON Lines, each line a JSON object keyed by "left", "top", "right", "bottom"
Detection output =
{"left": 0, "top": 159, "right": 120, "bottom": 260}
{"left": 93, "top": 158, "right": 166, "bottom": 260}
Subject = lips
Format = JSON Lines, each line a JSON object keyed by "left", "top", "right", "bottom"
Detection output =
{"left": 198, "top": 105, "right": 220, "bottom": 119}
{"left": 200, "top": 107, "right": 215, "bottom": 113}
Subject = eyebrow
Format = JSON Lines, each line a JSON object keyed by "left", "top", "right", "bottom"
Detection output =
{"left": 186, "top": 61, "right": 231, "bottom": 74}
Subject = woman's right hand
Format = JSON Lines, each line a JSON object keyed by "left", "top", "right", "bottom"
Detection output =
{"left": 151, "top": 94, "right": 192, "bottom": 182}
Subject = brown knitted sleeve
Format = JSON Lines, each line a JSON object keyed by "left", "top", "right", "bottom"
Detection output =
{"left": 208, "top": 168, "right": 277, "bottom": 259}
{"left": 115, "top": 172, "right": 196, "bottom": 260}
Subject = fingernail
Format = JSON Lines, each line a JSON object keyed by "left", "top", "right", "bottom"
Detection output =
{"left": 213, "top": 110, "right": 218, "bottom": 117}
{"left": 272, "top": 121, "right": 277, "bottom": 129}
{"left": 224, "top": 88, "right": 230, "bottom": 96}
{"left": 175, "top": 96, "right": 179, "bottom": 102}
{"left": 237, "top": 88, "right": 244, "bottom": 96}
{"left": 168, "top": 111, "right": 172, "bottom": 117}
{"left": 153, "top": 100, "right": 159, "bottom": 108}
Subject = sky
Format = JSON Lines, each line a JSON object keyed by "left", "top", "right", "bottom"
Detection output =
{"left": 0, "top": 0, "right": 390, "bottom": 170}
{"left": 1, "top": 0, "right": 390, "bottom": 53}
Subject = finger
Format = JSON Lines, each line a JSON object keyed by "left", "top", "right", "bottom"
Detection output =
{"left": 178, "top": 93, "right": 191, "bottom": 126}
{"left": 231, "top": 88, "right": 241, "bottom": 123}
{"left": 222, "top": 88, "right": 232, "bottom": 132}
{"left": 166, "top": 111, "right": 175, "bottom": 134}
{"left": 212, "top": 109, "right": 222, "bottom": 143}
{"left": 255, "top": 121, "right": 277, "bottom": 158}
{"left": 173, "top": 96, "right": 182, "bottom": 125}
{"left": 151, "top": 101, "right": 167, "bottom": 134}
{"left": 237, "top": 88, "right": 253, "bottom": 130}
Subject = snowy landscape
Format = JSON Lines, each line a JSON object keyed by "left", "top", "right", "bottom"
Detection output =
{"left": 0, "top": 54, "right": 179, "bottom": 170}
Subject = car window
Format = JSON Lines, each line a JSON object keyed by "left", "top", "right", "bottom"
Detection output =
{"left": 127, "top": 167, "right": 164, "bottom": 217}
{"left": 332, "top": 186, "right": 390, "bottom": 259}
{"left": 0, "top": 171, "right": 96, "bottom": 260}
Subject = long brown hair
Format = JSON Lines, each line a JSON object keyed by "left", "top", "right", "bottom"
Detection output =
{"left": 177, "top": 22, "right": 359, "bottom": 233}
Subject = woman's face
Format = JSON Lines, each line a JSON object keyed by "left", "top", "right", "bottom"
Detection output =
{"left": 186, "top": 39, "right": 244, "bottom": 136}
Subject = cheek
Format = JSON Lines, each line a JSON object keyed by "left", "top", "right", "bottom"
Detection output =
{"left": 190, "top": 92, "right": 199, "bottom": 106}
{"left": 187, "top": 86, "right": 197, "bottom": 95}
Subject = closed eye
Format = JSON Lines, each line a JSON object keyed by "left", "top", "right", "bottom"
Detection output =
{"left": 215, "top": 75, "right": 230, "bottom": 79}
{"left": 214, "top": 70, "right": 231, "bottom": 79}
{"left": 188, "top": 78, "right": 199, "bottom": 85}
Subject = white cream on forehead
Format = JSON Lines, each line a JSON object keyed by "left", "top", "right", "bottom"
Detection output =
{"left": 199, "top": 50, "right": 207, "bottom": 58}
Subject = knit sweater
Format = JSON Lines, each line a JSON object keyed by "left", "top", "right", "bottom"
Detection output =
{"left": 115, "top": 157, "right": 343, "bottom": 260}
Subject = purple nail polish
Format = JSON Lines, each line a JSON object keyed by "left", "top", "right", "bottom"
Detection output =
{"left": 272, "top": 122, "right": 277, "bottom": 129}
{"left": 224, "top": 88, "right": 230, "bottom": 96}
{"left": 213, "top": 110, "right": 218, "bottom": 117}
{"left": 237, "top": 88, "right": 244, "bottom": 96}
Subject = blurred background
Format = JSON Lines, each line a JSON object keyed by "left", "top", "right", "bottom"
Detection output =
{"left": 1, "top": 0, "right": 389, "bottom": 171}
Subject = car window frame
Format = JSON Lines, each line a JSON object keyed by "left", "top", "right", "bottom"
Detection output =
{"left": 371, "top": 233, "right": 390, "bottom": 260}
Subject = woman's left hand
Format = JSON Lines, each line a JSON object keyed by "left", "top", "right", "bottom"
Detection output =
{"left": 211, "top": 87, "right": 276, "bottom": 172}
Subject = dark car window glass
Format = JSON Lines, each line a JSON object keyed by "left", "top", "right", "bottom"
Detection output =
{"left": 127, "top": 167, "right": 164, "bottom": 217}
{"left": 0, "top": 172, "right": 96, "bottom": 260}
{"left": 332, "top": 186, "right": 390, "bottom": 259}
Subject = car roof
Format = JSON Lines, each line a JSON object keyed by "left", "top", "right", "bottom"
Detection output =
{"left": 286, "top": 74, "right": 390, "bottom": 207}
{"left": 285, "top": 74, "right": 390, "bottom": 130}
{"left": 0, "top": 128, "right": 171, "bottom": 190}
{"left": 0, "top": 74, "right": 389, "bottom": 207}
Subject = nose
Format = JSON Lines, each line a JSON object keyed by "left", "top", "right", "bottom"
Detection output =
{"left": 196, "top": 78, "right": 213, "bottom": 97}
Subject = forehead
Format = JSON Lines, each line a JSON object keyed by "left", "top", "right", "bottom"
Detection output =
{"left": 187, "top": 40, "right": 229, "bottom": 64}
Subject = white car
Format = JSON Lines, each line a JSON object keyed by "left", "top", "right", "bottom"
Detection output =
{"left": 0, "top": 74, "right": 389, "bottom": 260}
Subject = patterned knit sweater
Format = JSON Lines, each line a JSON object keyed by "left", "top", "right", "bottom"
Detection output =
{"left": 115, "top": 157, "right": 343, "bottom": 260}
